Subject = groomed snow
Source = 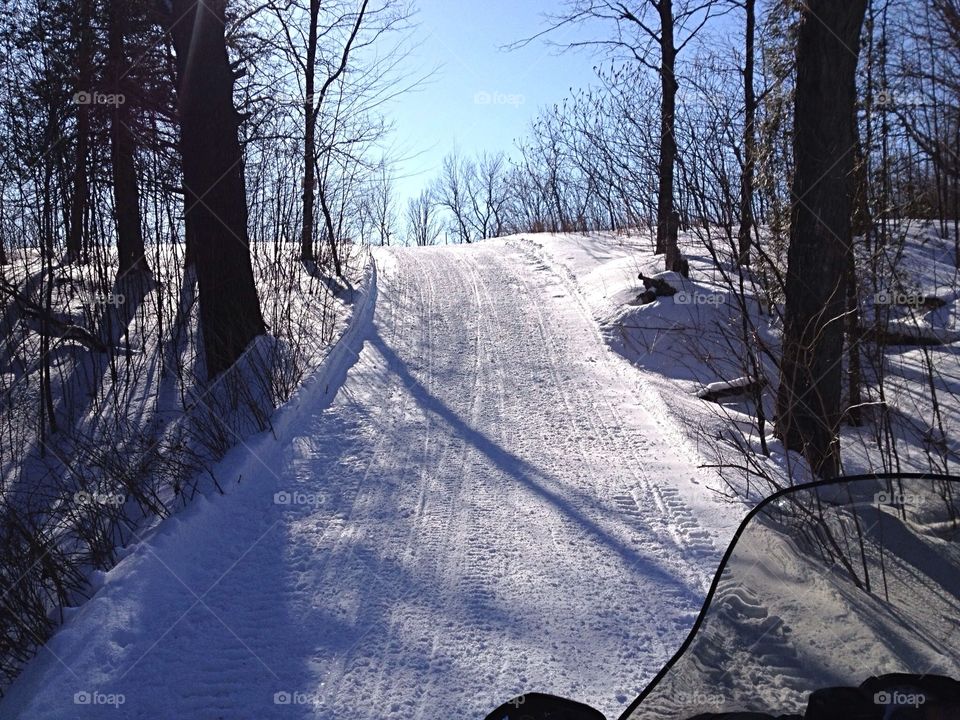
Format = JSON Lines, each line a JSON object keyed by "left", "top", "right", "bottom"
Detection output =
{"left": 1, "top": 241, "right": 734, "bottom": 719}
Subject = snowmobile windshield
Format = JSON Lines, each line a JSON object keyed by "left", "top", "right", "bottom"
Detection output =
{"left": 622, "top": 474, "right": 960, "bottom": 720}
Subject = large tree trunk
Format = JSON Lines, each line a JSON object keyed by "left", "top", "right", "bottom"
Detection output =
{"left": 300, "top": 0, "right": 319, "bottom": 262}
{"left": 657, "top": 1, "right": 684, "bottom": 274}
{"left": 656, "top": 1, "right": 676, "bottom": 260}
{"left": 68, "top": 0, "right": 93, "bottom": 263}
{"left": 737, "top": 0, "right": 756, "bottom": 266}
{"left": 108, "top": 0, "right": 150, "bottom": 277}
{"left": 775, "top": 0, "right": 868, "bottom": 478}
{"left": 0, "top": 200, "right": 7, "bottom": 264}
{"left": 168, "top": 0, "right": 265, "bottom": 379}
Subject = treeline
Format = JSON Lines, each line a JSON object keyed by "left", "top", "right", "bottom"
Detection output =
{"left": 398, "top": 0, "right": 959, "bottom": 481}
{"left": 401, "top": 0, "right": 958, "bottom": 256}
{"left": 0, "top": 0, "right": 413, "bottom": 375}
{"left": 0, "top": 0, "right": 411, "bottom": 692}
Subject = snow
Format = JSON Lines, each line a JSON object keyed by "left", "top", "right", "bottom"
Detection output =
{"left": 696, "top": 377, "right": 758, "bottom": 400}
{"left": 5, "top": 225, "right": 955, "bottom": 719}
{"left": 0, "top": 241, "right": 734, "bottom": 719}
{"left": 511, "top": 225, "right": 960, "bottom": 480}
{"left": 631, "top": 478, "right": 960, "bottom": 719}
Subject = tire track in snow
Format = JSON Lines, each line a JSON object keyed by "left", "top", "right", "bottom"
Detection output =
{"left": 510, "top": 250, "right": 707, "bottom": 582}
{"left": 281, "top": 255, "right": 433, "bottom": 717}
{"left": 452, "top": 247, "right": 706, "bottom": 711}
{"left": 3, "top": 243, "right": 724, "bottom": 720}
{"left": 347, "top": 250, "right": 470, "bottom": 718}
{"left": 310, "top": 255, "right": 443, "bottom": 717}
{"left": 506, "top": 239, "right": 719, "bottom": 589}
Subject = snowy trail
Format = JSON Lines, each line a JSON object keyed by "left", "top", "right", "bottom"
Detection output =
{"left": 3, "top": 242, "right": 721, "bottom": 720}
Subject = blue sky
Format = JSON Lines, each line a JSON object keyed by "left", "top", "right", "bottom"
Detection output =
{"left": 386, "top": 0, "right": 603, "bottom": 209}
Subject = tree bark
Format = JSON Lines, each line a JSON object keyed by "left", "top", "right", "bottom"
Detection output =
{"left": 0, "top": 199, "right": 7, "bottom": 265}
{"left": 775, "top": 0, "right": 868, "bottom": 478}
{"left": 168, "top": 0, "right": 265, "bottom": 379}
{"left": 845, "top": 241, "right": 863, "bottom": 425}
{"left": 108, "top": 0, "right": 150, "bottom": 277}
{"left": 737, "top": 0, "right": 756, "bottom": 266}
{"left": 656, "top": 1, "right": 685, "bottom": 274}
{"left": 68, "top": 0, "right": 93, "bottom": 263}
{"left": 656, "top": 0, "right": 678, "bottom": 272}
{"left": 300, "top": 0, "right": 319, "bottom": 262}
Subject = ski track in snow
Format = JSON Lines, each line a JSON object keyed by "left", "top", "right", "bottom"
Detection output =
{"left": 3, "top": 242, "right": 722, "bottom": 720}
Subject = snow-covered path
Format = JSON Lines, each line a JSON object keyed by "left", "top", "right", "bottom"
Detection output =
{"left": 3, "top": 242, "right": 723, "bottom": 720}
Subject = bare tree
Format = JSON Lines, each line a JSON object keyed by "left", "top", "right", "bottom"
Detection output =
{"left": 365, "top": 157, "right": 397, "bottom": 246}
{"left": 167, "top": 0, "right": 265, "bottom": 379}
{"left": 405, "top": 188, "right": 440, "bottom": 246}
{"left": 299, "top": 0, "right": 370, "bottom": 271}
{"left": 265, "top": 0, "right": 415, "bottom": 269}
{"left": 527, "top": 0, "right": 732, "bottom": 271}
{"left": 737, "top": 0, "right": 756, "bottom": 266}
{"left": 775, "top": 0, "right": 868, "bottom": 477}
{"left": 465, "top": 151, "right": 511, "bottom": 239}
{"left": 434, "top": 148, "right": 473, "bottom": 243}
{"left": 108, "top": 0, "right": 149, "bottom": 276}
{"left": 67, "top": 0, "right": 93, "bottom": 263}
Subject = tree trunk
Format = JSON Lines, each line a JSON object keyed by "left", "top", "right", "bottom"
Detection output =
{"left": 318, "top": 182, "right": 343, "bottom": 276}
{"left": 168, "top": 0, "right": 265, "bottom": 379}
{"left": 68, "top": 0, "right": 93, "bottom": 263}
{"left": 0, "top": 199, "right": 7, "bottom": 265}
{"left": 737, "top": 0, "right": 756, "bottom": 266}
{"left": 657, "top": 1, "right": 684, "bottom": 273}
{"left": 300, "top": 0, "right": 319, "bottom": 262}
{"left": 108, "top": 0, "right": 150, "bottom": 277}
{"left": 845, "top": 240, "right": 863, "bottom": 425}
{"left": 775, "top": 0, "right": 868, "bottom": 478}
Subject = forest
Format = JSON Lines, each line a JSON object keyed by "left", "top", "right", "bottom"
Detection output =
{"left": 0, "top": 0, "right": 958, "bottom": 706}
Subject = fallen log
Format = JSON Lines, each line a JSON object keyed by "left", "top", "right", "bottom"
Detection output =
{"left": 859, "top": 324, "right": 959, "bottom": 347}
{"left": 1, "top": 277, "right": 108, "bottom": 352}
{"left": 635, "top": 272, "right": 678, "bottom": 305}
{"left": 697, "top": 376, "right": 765, "bottom": 402}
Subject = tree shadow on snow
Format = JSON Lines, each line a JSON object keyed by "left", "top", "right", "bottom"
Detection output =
{"left": 367, "top": 329, "right": 702, "bottom": 606}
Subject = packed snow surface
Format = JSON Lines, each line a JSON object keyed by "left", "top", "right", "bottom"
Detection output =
{"left": 2, "top": 242, "right": 731, "bottom": 719}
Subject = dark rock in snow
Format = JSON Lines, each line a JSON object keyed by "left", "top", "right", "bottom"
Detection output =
{"left": 636, "top": 272, "right": 678, "bottom": 305}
